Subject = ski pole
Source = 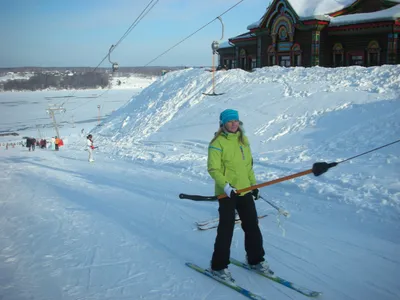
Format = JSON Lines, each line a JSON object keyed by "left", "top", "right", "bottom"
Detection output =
{"left": 260, "top": 196, "right": 290, "bottom": 217}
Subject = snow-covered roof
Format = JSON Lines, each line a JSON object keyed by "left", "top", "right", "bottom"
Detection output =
{"left": 330, "top": 4, "right": 400, "bottom": 26}
{"left": 247, "top": 19, "right": 262, "bottom": 30}
{"left": 218, "top": 41, "right": 234, "bottom": 49}
{"left": 247, "top": 0, "right": 357, "bottom": 29}
{"left": 288, "top": 0, "right": 356, "bottom": 18}
{"left": 230, "top": 32, "right": 256, "bottom": 40}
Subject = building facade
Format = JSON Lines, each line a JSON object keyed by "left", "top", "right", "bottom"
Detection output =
{"left": 218, "top": 0, "right": 400, "bottom": 70}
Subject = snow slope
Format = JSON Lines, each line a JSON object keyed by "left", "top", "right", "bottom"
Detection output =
{"left": 0, "top": 66, "right": 399, "bottom": 300}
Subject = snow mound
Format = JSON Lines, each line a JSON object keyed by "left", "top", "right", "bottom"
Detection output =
{"left": 90, "top": 65, "right": 400, "bottom": 216}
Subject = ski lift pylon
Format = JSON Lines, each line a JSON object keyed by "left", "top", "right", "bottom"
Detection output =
{"left": 203, "top": 16, "right": 225, "bottom": 97}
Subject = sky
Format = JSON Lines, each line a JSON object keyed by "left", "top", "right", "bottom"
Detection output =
{"left": 0, "top": 65, "right": 399, "bottom": 300}
{"left": 0, "top": 0, "right": 269, "bottom": 68}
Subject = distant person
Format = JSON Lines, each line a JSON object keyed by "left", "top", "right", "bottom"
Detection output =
{"left": 207, "top": 109, "right": 271, "bottom": 282}
{"left": 51, "top": 137, "right": 56, "bottom": 150}
{"left": 54, "top": 136, "right": 60, "bottom": 151}
{"left": 26, "top": 138, "right": 32, "bottom": 151}
{"left": 87, "top": 134, "right": 95, "bottom": 162}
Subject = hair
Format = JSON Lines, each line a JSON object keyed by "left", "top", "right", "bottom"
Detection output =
{"left": 211, "top": 123, "right": 246, "bottom": 145}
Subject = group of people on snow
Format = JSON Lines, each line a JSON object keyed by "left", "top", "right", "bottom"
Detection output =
{"left": 10, "top": 133, "right": 96, "bottom": 163}
{"left": 23, "top": 137, "right": 63, "bottom": 151}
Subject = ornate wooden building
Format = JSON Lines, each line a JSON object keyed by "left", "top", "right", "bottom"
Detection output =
{"left": 218, "top": 0, "right": 400, "bottom": 69}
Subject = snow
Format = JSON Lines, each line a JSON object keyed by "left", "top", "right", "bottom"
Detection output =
{"left": 330, "top": 4, "right": 400, "bottom": 26}
{"left": 287, "top": 0, "right": 356, "bottom": 18}
{"left": 109, "top": 75, "right": 157, "bottom": 90}
{"left": 219, "top": 41, "right": 235, "bottom": 49}
{"left": 248, "top": 0, "right": 357, "bottom": 28}
{"left": 1, "top": 66, "right": 400, "bottom": 300}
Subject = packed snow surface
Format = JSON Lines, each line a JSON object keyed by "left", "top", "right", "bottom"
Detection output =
{"left": 0, "top": 66, "right": 399, "bottom": 300}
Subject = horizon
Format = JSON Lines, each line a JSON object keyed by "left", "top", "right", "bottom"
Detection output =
{"left": 0, "top": 66, "right": 210, "bottom": 70}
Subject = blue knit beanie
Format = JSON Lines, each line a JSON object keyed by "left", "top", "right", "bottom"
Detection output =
{"left": 219, "top": 109, "right": 239, "bottom": 126}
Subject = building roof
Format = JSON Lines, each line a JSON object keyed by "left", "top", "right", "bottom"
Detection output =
{"left": 247, "top": 0, "right": 357, "bottom": 29}
{"left": 288, "top": 0, "right": 357, "bottom": 19}
{"left": 218, "top": 41, "right": 234, "bottom": 49}
{"left": 329, "top": 4, "right": 400, "bottom": 26}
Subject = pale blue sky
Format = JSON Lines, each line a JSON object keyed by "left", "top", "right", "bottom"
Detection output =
{"left": 0, "top": 0, "right": 270, "bottom": 68}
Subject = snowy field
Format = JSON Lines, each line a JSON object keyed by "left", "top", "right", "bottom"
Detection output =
{"left": 0, "top": 66, "right": 399, "bottom": 300}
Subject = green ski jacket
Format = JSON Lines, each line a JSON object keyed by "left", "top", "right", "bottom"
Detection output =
{"left": 207, "top": 131, "right": 257, "bottom": 196}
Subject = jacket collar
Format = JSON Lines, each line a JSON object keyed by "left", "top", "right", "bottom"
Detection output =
{"left": 221, "top": 130, "right": 240, "bottom": 140}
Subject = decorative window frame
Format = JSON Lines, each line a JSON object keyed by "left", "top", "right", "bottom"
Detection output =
{"left": 271, "top": 15, "right": 295, "bottom": 48}
{"left": 332, "top": 43, "right": 344, "bottom": 67}
{"left": 366, "top": 40, "right": 381, "bottom": 66}
{"left": 267, "top": 45, "right": 276, "bottom": 66}
{"left": 291, "top": 43, "right": 302, "bottom": 66}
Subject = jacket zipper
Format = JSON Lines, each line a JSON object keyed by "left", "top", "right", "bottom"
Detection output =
{"left": 239, "top": 145, "right": 245, "bottom": 160}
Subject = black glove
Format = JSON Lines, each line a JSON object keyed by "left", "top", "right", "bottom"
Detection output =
{"left": 312, "top": 162, "right": 338, "bottom": 176}
{"left": 252, "top": 189, "right": 260, "bottom": 200}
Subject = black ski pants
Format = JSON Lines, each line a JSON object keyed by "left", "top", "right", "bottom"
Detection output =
{"left": 211, "top": 192, "right": 265, "bottom": 271}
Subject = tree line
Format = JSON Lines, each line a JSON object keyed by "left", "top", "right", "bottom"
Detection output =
{"left": 2, "top": 72, "right": 110, "bottom": 91}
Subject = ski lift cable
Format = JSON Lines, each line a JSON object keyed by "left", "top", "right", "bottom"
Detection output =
{"left": 336, "top": 139, "right": 400, "bottom": 164}
{"left": 89, "top": 0, "right": 159, "bottom": 75}
{"left": 113, "top": 0, "right": 159, "bottom": 50}
{"left": 68, "top": 89, "right": 111, "bottom": 112}
{"left": 54, "top": 0, "right": 159, "bottom": 109}
{"left": 144, "top": 0, "right": 244, "bottom": 67}
{"left": 70, "top": 0, "right": 241, "bottom": 116}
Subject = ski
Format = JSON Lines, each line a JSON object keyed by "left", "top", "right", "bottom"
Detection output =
{"left": 230, "top": 258, "right": 321, "bottom": 298}
{"left": 196, "top": 216, "right": 222, "bottom": 227}
{"left": 196, "top": 213, "right": 243, "bottom": 226}
{"left": 197, "top": 214, "right": 268, "bottom": 231}
{"left": 186, "top": 262, "right": 267, "bottom": 300}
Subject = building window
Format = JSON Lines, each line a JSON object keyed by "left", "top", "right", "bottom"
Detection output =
{"left": 240, "top": 49, "right": 246, "bottom": 69}
{"left": 291, "top": 44, "right": 302, "bottom": 66}
{"left": 232, "top": 60, "right": 237, "bottom": 68}
{"left": 267, "top": 46, "right": 276, "bottom": 66}
{"left": 269, "top": 55, "right": 276, "bottom": 66}
{"left": 332, "top": 43, "right": 344, "bottom": 67}
{"left": 366, "top": 40, "right": 380, "bottom": 66}
{"left": 223, "top": 59, "right": 232, "bottom": 69}
{"left": 251, "top": 58, "right": 257, "bottom": 70}
{"left": 348, "top": 52, "right": 364, "bottom": 66}
{"left": 278, "top": 26, "right": 288, "bottom": 41}
{"left": 279, "top": 55, "right": 291, "bottom": 67}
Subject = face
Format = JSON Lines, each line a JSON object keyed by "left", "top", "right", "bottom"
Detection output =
{"left": 224, "top": 120, "right": 240, "bottom": 133}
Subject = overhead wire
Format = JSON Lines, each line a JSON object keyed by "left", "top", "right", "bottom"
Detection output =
{"left": 144, "top": 0, "right": 244, "bottom": 66}
{"left": 55, "top": 0, "right": 160, "bottom": 109}
{"left": 337, "top": 139, "right": 400, "bottom": 164}
{"left": 67, "top": 0, "right": 244, "bottom": 113}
